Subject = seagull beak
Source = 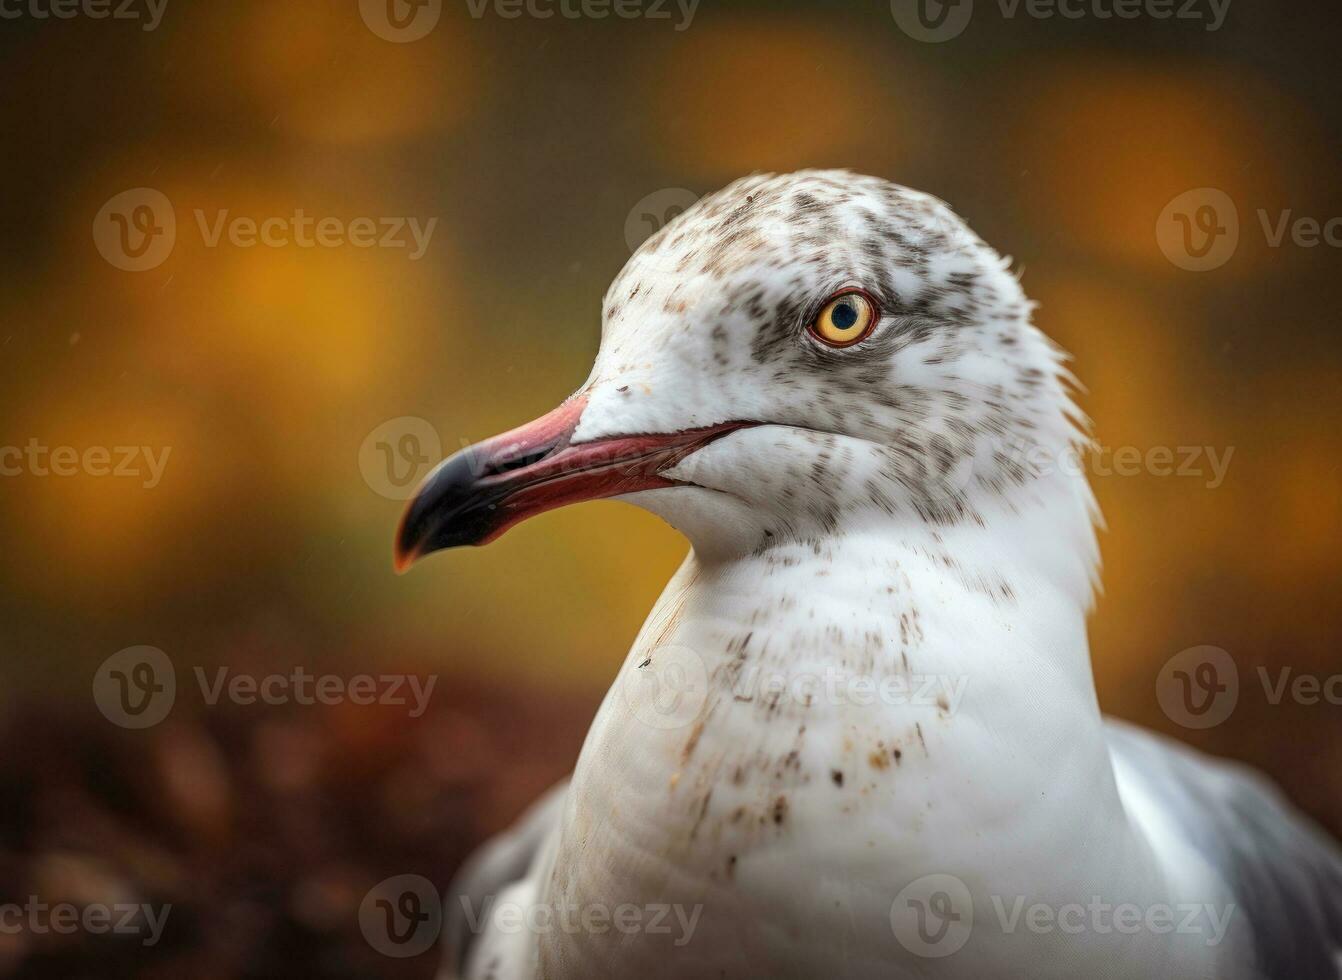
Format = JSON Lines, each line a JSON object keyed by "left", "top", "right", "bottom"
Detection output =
{"left": 394, "top": 395, "right": 749, "bottom": 571}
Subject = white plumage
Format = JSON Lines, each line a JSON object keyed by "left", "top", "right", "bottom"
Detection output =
{"left": 399, "top": 171, "right": 1342, "bottom": 980}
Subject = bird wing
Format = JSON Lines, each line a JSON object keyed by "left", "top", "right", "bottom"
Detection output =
{"left": 1105, "top": 720, "right": 1342, "bottom": 980}
{"left": 441, "top": 779, "right": 569, "bottom": 979}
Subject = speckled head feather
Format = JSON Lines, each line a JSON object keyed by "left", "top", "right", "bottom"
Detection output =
{"left": 573, "top": 170, "right": 1097, "bottom": 596}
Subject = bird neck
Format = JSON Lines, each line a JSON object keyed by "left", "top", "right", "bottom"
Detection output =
{"left": 661, "top": 503, "right": 1104, "bottom": 741}
{"left": 551, "top": 503, "right": 1201, "bottom": 978}
{"left": 654, "top": 455, "right": 1103, "bottom": 698}
{"left": 608, "top": 482, "right": 1117, "bottom": 839}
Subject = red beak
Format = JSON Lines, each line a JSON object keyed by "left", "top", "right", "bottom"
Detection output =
{"left": 393, "top": 395, "right": 750, "bottom": 571}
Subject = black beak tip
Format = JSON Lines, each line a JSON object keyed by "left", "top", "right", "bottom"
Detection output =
{"left": 393, "top": 449, "right": 501, "bottom": 572}
{"left": 392, "top": 537, "right": 420, "bottom": 575}
{"left": 392, "top": 504, "right": 425, "bottom": 574}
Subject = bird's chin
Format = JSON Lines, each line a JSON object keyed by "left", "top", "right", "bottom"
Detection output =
{"left": 617, "top": 483, "right": 773, "bottom": 562}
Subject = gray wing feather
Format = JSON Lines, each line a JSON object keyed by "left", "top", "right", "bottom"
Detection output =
{"left": 441, "top": 779, "right": 569, "bottom": 978}
{"left": 1106, "top": 720, "right": 1342, "bottom": 980}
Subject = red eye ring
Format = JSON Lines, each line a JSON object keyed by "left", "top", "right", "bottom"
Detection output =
{"left": 809, "top": 288, "right": 881, "bottom": 348}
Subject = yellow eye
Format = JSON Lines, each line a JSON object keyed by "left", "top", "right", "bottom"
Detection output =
{"left": 811, "top": 290, "right": 878, "bottom": 347}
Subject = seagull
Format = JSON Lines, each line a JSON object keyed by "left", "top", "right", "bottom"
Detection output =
{"left": 395, "top": 171, "right": 1342, "bottom": 979}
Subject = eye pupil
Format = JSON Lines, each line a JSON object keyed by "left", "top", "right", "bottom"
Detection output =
{"left": 831, "top": 302, "right": 859, "bottom": 329}
{"left": 811, "top": 290, "right": 878, "bottom": 347}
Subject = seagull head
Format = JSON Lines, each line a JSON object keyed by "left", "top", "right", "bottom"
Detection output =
{"left": 396, "top": 170, "right": 1090, "bottom": 570}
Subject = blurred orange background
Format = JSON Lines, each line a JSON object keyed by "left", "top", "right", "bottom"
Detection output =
{"left": 0, "top": 1, "right": 1339, "bottom": 976}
